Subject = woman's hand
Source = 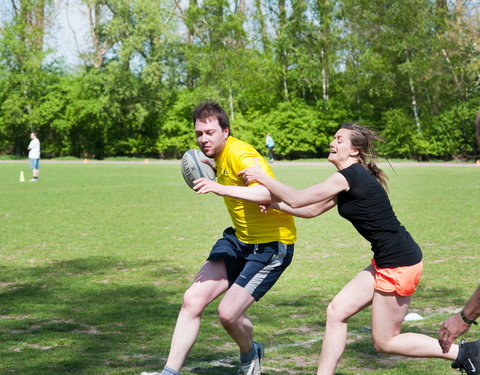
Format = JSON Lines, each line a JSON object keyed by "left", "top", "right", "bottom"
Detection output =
{"left": 238, "top": 158, "right": 267, "bottom": 185}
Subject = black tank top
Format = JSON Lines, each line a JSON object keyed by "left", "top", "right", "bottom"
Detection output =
{"left": 337, "top": 163, "right": 422, "bottom": 268}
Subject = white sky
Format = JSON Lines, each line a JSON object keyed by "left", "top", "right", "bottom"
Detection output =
{"left": 46, "top": 0, "right": 91, "bottom": 67}
{"left": 0, "top": 0, "right": 91, "bottom": 67}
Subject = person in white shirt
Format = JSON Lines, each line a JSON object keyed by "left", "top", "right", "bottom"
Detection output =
{"left": 27, "top": 132, "right": 40, "bottom": 182}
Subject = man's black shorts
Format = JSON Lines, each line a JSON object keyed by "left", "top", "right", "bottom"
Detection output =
{"left": 208, "top": 227, "right": 294, "bottom": 301}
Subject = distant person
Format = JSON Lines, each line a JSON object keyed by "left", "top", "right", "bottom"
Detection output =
{"left": 265, "top": 133, "right": 275, "bottom": 162}
{"left": 148, "top": 102, "right": 296, "bottom": 375}
{"left": 27, "top": 132, "right": 40, "bottom": 182}
{"left": 438, "top": 284, "right": 480, "bottom": 353}
{"left": 239, "top": 123, "right": 480, "bottom": 375}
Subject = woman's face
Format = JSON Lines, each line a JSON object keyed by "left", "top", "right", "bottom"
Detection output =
{"left": 327, "top": 128, "right": 358, "bottom": 165}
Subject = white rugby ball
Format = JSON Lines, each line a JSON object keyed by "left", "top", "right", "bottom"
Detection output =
{"left": 181, "top": 149, "right": 216, "bottom": 189}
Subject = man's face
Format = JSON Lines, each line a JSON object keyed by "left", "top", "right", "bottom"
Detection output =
{"left": 194, "top": 117, "right": 229, "bottom": 158}
{"left": 30, "top": 133, "right": 35, "bottom": 140}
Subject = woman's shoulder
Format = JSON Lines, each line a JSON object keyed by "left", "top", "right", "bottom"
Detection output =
{"left": 339, "top": 162, "right": 363, "bottom": 176}
{"left": 339, "top": 163, "right": 376, "bottom": 187}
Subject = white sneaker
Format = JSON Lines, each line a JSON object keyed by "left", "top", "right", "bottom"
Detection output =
{"left": 140, "top": 372, "right": 161, "bottom": 375}
{"left": 238, "top": 342, "right": 264, "bottom": 375}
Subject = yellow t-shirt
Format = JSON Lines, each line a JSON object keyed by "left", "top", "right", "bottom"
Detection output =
{"left": 215, "top": 136, "right": 296, "bottom": 244}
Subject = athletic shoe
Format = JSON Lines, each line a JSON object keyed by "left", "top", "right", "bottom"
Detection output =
{"left": 452, "top": 339, "right": 480, "bottom": 374}
{"left": 29, "top": 178, "right": 38, "bottom": 182}
{"left": 238, "top": 342, "right": 264, "bottom": 375}
{"left": 140, "top": 372, "right": 160, "bottom": 375}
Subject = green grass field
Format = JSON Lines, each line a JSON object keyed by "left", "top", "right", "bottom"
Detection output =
{"left": 1, "top": 162, "right": 479, "bottom": 374}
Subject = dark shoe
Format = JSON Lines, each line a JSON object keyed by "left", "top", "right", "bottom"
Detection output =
{"left": 452, "top": 339, "right": 480, "bottom": 374}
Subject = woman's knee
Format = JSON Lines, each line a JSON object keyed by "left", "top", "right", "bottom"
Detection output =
{"left": 325, "top": 301, "right": 350, "bottom": 324}
{"left": 372, "top": 336, "right": 393, "bottom": 354}
{"left": 373, "top": 341, "right": 390, "bottom": 354}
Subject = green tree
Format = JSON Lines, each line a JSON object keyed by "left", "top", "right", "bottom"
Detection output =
{"left": 0, "top": 0, "right": 54, "bottom": 155}
{"left": 340, "top": 0, "right": 442, "bottom": 128}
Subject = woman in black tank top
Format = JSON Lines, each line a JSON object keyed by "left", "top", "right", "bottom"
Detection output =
{"left": 238, "top": 123, "right": 478, "bottom": 375}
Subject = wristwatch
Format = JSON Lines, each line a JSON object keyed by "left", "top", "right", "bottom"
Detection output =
{"left": 460, "top": 309, "right": 478, "bottom": 325}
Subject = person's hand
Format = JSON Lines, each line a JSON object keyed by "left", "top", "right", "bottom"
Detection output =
{"left": 200, "top": 158, "right": 217, "bottom": 173}
{"left": 259, "top": 202, "right": 281, "bottom": 213}
{"left": 193, "top": 178, "right": 225, "bottom": 196}
{"left": 259, "top": 203, "right": 270, "bottom": 213}
{"left": 238, "top": 158, "right": 267, "bottom": 185}
{"left": 438, "top": 313, "right": 471, "bottom": 353}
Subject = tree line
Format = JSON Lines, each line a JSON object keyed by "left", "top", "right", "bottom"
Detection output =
{"left": 1, "top": 0, "right": 479, "bottom": 160}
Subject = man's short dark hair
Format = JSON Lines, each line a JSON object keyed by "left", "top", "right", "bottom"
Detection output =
{"left": 192, "top": 102, "right": 230, "bottom": 133}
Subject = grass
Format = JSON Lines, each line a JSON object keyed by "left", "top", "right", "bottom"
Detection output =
{"left": 0, "top": 162, "right": 479, "bottom": 374}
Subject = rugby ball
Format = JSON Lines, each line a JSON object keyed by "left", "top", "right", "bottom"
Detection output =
{"left": 181, "top": 149, "right": 216, "bottom": 189}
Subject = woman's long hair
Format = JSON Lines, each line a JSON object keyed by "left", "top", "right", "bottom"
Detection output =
{"left": 340, "top": 123, "right": 389, "bottom": 189}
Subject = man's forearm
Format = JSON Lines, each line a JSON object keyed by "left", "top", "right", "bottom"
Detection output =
{"left": 222, "top": 184, "right": 274, "bottom": 203}
{"left": 462, "top": 284, "right": 480, "bottom": 323}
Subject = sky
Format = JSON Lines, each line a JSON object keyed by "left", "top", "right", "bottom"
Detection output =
{"left": 46, "top": 0, "right": 91, "bottom": 67}
{"left": 0, "top": 0, "right": 91, "bottom": 67}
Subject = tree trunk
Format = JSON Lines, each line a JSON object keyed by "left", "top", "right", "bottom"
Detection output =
{"left": 15, "top": 0, "right": 48, "bottom": 68}
{"left": 32, "top": 0, "right": 46, "bottom": 58}
{"left": 86, "top": 1, "right": 110, "bottom": 69}
{"left": 409, "top": 77, "right": 421, "bottom": 132}
{"left": 255, "top": 0, "right": 270, "bottom": 53}
{"left": 283, "top": 64, "right": 289, "bottom": 101}
{"left": 186, "top": 0, "right": 198, "bottom": 89}
{"left": 279, "top": 0, "right": 289, "bottom": 101}
{"left": 229, "top": 87, "right": 235, "bottom": 121}
{"left": 321, "top": 48, "right": 329, "bottom": 101}
{"left": 317, "top": 0, "right": 332, "bottom": 103}
{"left": 441, "top": 48, "right": 461, "bottom": 94}
{"left": 436, "top": 0, "right": 447, "bottom": 11}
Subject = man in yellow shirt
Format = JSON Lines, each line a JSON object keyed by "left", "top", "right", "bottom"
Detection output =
{"left": 154, "top": 102, "right": 296, "bottom": 375}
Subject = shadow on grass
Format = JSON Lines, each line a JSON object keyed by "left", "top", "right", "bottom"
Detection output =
{"left": 0, "top": 261, "right": 464, "bottom": 374}
{"left": 416, "top": 285, "right": 471, "bottom": 307}
{"left": 0, "top": 256, "right": 183, "bottom": 374}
